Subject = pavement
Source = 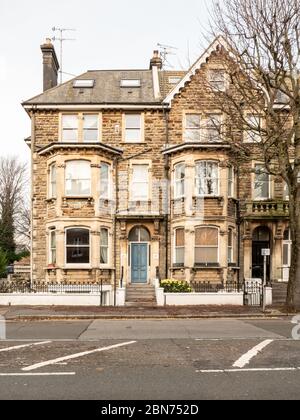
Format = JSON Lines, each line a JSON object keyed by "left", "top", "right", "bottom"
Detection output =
{"left": 0, "top": 305, "right": 289, "bottom": 321}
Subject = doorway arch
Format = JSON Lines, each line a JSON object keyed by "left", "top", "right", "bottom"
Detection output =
{"left": 252, "top": 226, "right": 271, "bottom": 280}
{"left": 128, "top": 227, "right": 151, "bottom": 284}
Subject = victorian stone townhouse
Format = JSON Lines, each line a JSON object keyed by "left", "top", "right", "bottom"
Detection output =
{"left": 22, "top": 37, "right": 291, "bottom": 291}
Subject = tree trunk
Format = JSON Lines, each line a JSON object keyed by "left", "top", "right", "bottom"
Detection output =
{"left": 287, "top": 190, "right": 300, "bottom": 310}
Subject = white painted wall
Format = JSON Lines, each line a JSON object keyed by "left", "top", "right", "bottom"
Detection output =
{"left": 164, "top": 292, "right": 244, "bottom": 306}
{"left": 0, "top": 288, "right": 112, "bottom": 307}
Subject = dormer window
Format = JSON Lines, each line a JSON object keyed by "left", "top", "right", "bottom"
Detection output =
{"left": 120, "top": 79, "right": 141, "bottom": 88}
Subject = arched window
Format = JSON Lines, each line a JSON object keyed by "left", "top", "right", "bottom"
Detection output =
{"left": 174, "top": 163, "right": 185, "bottom": 198}
{"left": 129, "top": 227, "right": 150, "bottom": 242}
{"left": 195, "top": 226, "right": 219, "bottom": 265}
{"left": 195, "top": 161, "right": 219, "bottom": 196}
{"left": 174, "top": 228, "right": 185, "bottom": 265}
{"left": 66, "top": 228, "right": 90, "bottom": 265}
{"left": 65, "top": 160, "right": 91, "bottom": 197}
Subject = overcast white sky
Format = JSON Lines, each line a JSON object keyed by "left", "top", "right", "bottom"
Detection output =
{"left": 0, "top": 0, "right": 214, "bottom": 162}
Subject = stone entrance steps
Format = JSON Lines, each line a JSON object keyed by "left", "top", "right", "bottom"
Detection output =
{"left": 272, "top": 282, "right": 288, "bottom": 305}
{"left": 125, "top": 284, "right": 157, "bottom": 307}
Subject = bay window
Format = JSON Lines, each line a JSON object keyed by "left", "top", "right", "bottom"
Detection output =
{"left": 174, "top": 163, "right": 185, "bottom": 198}
{"left": 49, "top": 163, "right": 57, "bottom": 198}
{"left": 100, "top": 163, "right": 111, "bottom": 200}
{"left": 195, "top": 227, "right": 219, "bottom": 265}
{"left": 66, "top": 228, "right": 90, "bottom": 265}
{"left": 65, "top": 160, "right": 91, "bottom": 197}
{"left": 100, "top": 228, "right": 109, "bottom": 265}
{"left": 174, "top": 228, "right": 185, "bottom": 265}
{"left": 49, "top": 229, "right": 56, "bottom": 265}
{"left": 195, "top": 161, "right": 219, "bottom": 196}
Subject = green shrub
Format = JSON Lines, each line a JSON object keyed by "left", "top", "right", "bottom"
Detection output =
{"left": 160, "top": 279, "right": 192, "bottom": 293}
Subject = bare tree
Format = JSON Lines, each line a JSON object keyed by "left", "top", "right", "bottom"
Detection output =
{"left": 0, "top": 157, "right": 28, "bottom": 261}
{"left": 207, "top": 0, "right": 300, "bottom": 309}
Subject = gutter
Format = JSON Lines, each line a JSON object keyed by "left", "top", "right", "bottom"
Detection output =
{"left": 30, "top": 107, "right": 37, "bottom": 289}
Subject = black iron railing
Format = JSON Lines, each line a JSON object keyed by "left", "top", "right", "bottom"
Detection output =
{"left": 190, "top": 281, "right": 242, "bottom": 293}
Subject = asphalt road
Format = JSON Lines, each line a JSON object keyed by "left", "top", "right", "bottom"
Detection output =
{"left": 0, "top": 318, "right": 300, "bottom": 400}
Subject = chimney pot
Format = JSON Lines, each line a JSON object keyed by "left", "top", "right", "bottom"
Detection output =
{"left": 150, "top": 50, "right": 163, "bottom": 70}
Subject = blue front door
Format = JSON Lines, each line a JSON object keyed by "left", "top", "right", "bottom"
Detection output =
{"left": 131, "top": 244, "right": 148, "bottom": 284}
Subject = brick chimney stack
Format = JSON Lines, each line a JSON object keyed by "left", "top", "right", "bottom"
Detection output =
{"left": 41, "top": 38, "right": 60, "bottom": 92}
{"left": 150, "top": 50, "right": 163, "bottom": 70}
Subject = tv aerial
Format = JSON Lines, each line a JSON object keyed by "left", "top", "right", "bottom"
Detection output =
{"left": 157, "top": 43, "right": 178, "bottom": 69}
{"left": 52, "top": 27, "right": 76, "bottom": 84}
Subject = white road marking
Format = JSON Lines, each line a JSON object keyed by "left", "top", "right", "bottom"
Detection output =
{"left": 233, "top": 340, "right": 273, "bottom": 368}
{"left": 0, "top": 372, "right": 76, "bottom": 377}
{"left": 22, "top": 341, "right": 137, "bottom": 372}
{"left": 198, "top": 367, "right": 300, "bottom": 374}
{"left": 0, "top": 341, "right": 52, "bottom": 353}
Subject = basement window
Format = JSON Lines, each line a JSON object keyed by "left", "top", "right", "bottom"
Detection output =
{"left": 73, "top": 79, "right": 95, "bottom": 88}
{"left": 120, "top": 79, "right": 141, "bottom": 88}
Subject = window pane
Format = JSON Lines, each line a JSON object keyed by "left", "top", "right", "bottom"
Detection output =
{"left": 83, "top": 129, "right": 98, "bottom": 142}
{"left": 50, "top": 231, "right": 56, "bottom": 248}
{"left": 186, "top": 114, "right": 200, "bottom": 129}
{"left": 284, "top": 229, "right": 290, "bottom": 241}
{"left": 195, "top": 228, "right": 218, "bottom": 246}
{"left": 176, "top": 229, "right": 185, "bottom": 247}
{"left": 100, "top": 247, "right": 108, "bottom": 264}
{"left": 63, "top": 115, "right": 78, "bottom": 129}
{"left": 100, "top": 164, "right": 109, "bottom": 199}
{"left": 140, "top": 228, "right": 150, "bottom": 242}
{"left": 176, "top": 248, "right": 184, "bottom": 264}
{"left": 67, "top": 247, "right": 90, "bottom": 264}
{"left": 65, "top": 161, "right": 91, "bottom": 196}
{"left": 67, "top": 229, "right": 89, "bottom": 246}
{"left": 228, "top": 230, "right": 233, "bottom": 247}
{"left": 83, "top": 115, "right": 98, "bottom": 129}
{"left": 129, "top": 227, "right": 139, "bottom": 242}
{"left": 184, "top": 129, "right": 201, "bottom": 142}
{"left": 254, "top": 167, "right": 269, "bottom": 199}
{"left": 195, "top": 247, "right": 218, "bottom": 263}
{"left": 100, "top": 229, "right": 108, "bottom": 246}
{"left": 283, "top": 244, "right": 289, "bottom": 266}
{"left": 126, "top": 115, "right": 141, "bottom": 129}
{"left": 132, "top": 165, "right": 148, "bottom": 199}
{"left": 62, "top": 129, "right": 78, "bottom": 142}
{"left": 126, "top": 129, "right": 141, "bottom": 142}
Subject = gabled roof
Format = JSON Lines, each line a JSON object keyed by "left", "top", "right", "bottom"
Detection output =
{"left": 163, "top": 36, "right": 231, "bottom": 105}
{"left": 23, "top": 70, "right": 161, "bottom": 106}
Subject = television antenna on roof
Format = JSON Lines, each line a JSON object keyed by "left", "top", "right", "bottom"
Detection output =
{"left": 52, "top": 27, "right": 76, "bottom": 84}
{"left": 157, "top": 43, "right": 178, "bottom": 69}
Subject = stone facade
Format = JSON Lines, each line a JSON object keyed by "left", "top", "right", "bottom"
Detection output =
{"left": 23, "top": 38, "right": 291, "bottom": 291}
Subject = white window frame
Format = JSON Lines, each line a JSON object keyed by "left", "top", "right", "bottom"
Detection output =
{"left": 49, "top": 229, "right": 56, "bottom": 265}
{"left": 82, "top": 114, "right": 99, "bottom": 143}
{"left": 49, "top": 163, "right": 57, "bottom": 199}
{"left": 100, "top": 227, "right": 110, "bottom": 267}
{"left": 228, "top": 228, "right": 234, "bottom": 264}
{"left": 99, "top": 162, "right": 111, "bottom": 200}
{"left": 253, "top": 164, "right": 271, "bottom": 200}
{"left": 60, "top": 113, "right": 101, "bottom": 143}
{"left": 174, "top": 163, "right": 185, "bottom": 199}
{"left": 184, "top": 113, "right": 201, "bottom": 142}
{"left": 228, "top": 165, "right": 235, "bottom": 198}
{"left": 65, "top": 227, "right": 91, "bottom": 268}
{"left": 131, "top": 163, "right": 149, "bottom": 201}
{"left": 61, "top": 114, "right": 79, "bottom": 143}
{"left": 195, "top": 226, "right": 220, "bottom": 265}
{"left": 124, "top": 114, "right": 144, "bottom": 143}
{"left": 195, "top": 161, "right": 219, "bottom": 197}
{"left": 65, "top": 160, "right": 92, "bottom": 198}
{"left": 174, "top": 227, "right": 185, "bottom": 266}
